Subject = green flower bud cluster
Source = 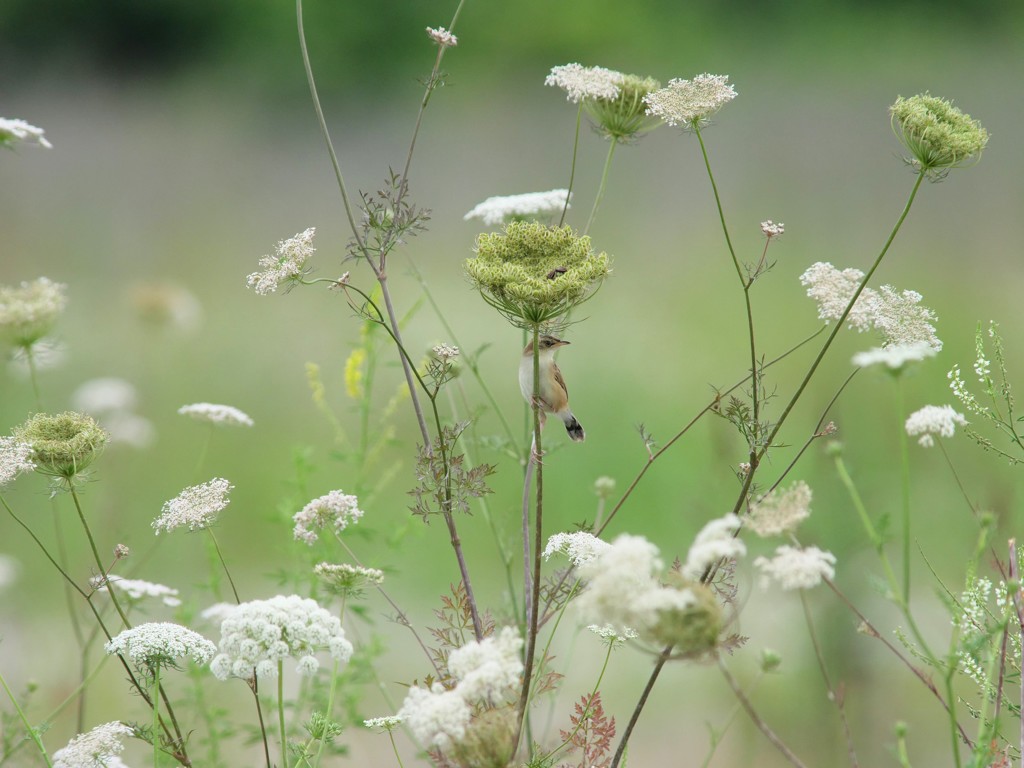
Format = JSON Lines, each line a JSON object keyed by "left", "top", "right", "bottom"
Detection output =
{"left": 890, "top": 94, "right": 988, "bottom": 179}
{"left": 465, "top": 221, "right": 610, "bottom": 328}
{"left": 14, "top": 412, "right": 108, "bottom": 482}
{"left": 648, "top": 579, "right": 723, "bottom": 655}
{"left": 586, "top": 73, "right": 662, "bottom": 142}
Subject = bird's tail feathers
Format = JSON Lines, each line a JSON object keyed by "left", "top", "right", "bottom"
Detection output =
{"left": 561, "top": 411, "right": 585, "bottom": 442}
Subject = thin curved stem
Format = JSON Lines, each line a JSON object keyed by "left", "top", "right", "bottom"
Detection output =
{"left": 584, "top": 140, "right": 617, "bottom": 235}
{"left": 559, "top": 104, "right": 583, "bottom": 227}
{"left": 205, "top": 528, "right": 241, "bottom": 604}
{"left": 0, "top": 667, "right": 53, "bottom": 767}
{"left": 610, "top": 647, "right": 671, "bottom": 768}
{"left": 278, "top": 661, "right": 288, "bottom": 768}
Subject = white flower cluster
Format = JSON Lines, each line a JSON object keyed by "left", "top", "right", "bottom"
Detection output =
{"left": 314, "top": 562, "right": 385, "bottom": 593}
{"left": 760, "top": 220, "right": 785, "bottom": 238}
{"left": 153, "top": 478, "right": 233, "bottom": 533}
{"left": 101, "top": 576, "right": 181, "bottom": 607}
{"left": 0, "top": 117, "right": 52, "bottom": 148}
{"left": 800, "top": 262, "right": 941, "bottom": 350}
{"left": 293, "top": 490, "right": 364, "bottom": 545}
{"left": 364, "top": 715, "right": 403, "bottom": 732}
{"left": 754, "top": 546, "right": 836, "bottom": 590}
{"left": 681, "top": 514, "right": 746, "bottom": 579}
{"left": 852, "top": 341, "right": 937, "bottom": 371}
{"left": 199, "top": 602, "right": 238, "bottom": 625}
{"left": 575, "top": 534, "right": 700, "bottom": 637}
{"left": 543, "top": 531, "right": 611, "bottom": 566}
{"left": 397, "top": 627, "right": 523, "bottom": 750}
{"left": 432, "top": 343, "right": 460, "bottom": 361}
{"left": 0, "top": 437, "right": 35, "bottom": 487}
{"left": 747, "top": 481, "right": 812, "bottom": 538}
{"left": 905, "top": 404, "right": 967, "bottom": 447}
{"left": 73, "top": 378, "right": 155, "bottom": 449}
{"left": 587, "top": 623, "right": 638, "bottom": 647}
{"left": 52, "top": 721, "right": 132, "bottom": 768}
{"left": 948, "top": 365, "right": 982, "bottom": 414}
{"left": 464, "top": 189, "right": 571, "bottom": 227}
{"left": 209, "top": 594, "right": 353, "bottom": 681}
{"left": 426, "top": 26, "right": 457, "bottom": 47}
{"left": 105, "top": 622, "right": 216, "bottom": 668}
{"left": 643, "top": 73, "right": 737, "bottom": 126}
{"left": 177, "top": 402, "right": 254, "bottom": 428}
{"left": 545, "top": 64, "right": 623, "bottom": 103}
{"left": 246, "top": 227, "right": 316, "bottom": 296}
{"left": 0, "top": 277, "right": 68, "bottom": 347}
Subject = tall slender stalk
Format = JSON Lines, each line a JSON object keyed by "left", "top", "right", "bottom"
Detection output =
{"left": 0, "top": 668, "right": 52, "bottom": 768}
{"left": 559, "top": 104, "right": 583, "bottom": 227}
{"left": 584, "top": 139, "right": 617, "bottom": 234}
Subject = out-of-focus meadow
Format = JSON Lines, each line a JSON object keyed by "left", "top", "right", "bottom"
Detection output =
{"left": 2, "top": 0, "right": 1024, "bottom": 765}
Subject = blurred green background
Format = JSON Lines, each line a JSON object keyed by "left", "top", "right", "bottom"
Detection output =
{"left": 2, "top": 0, "right": 1024, "bottom": 765}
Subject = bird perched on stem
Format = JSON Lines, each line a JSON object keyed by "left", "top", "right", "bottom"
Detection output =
{"left": 520, "top": 334, "right": 585, "bottom": 442}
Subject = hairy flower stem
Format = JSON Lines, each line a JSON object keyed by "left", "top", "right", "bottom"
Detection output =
{"left": 0, "top": 667, "right": 53, "bottom": 767}
{"left": 559, "top": 103, "right": 583, "bottom": 227}
{"left": 717, "top": 655, "right": 809, "bottom": 768}
{"left": 206, "top": 528, "right": 241, "bottom": 603}
{"left": 584, "top": 139, "right": 617, "bottom": 235}
{"left": 70, "top": 486, "right": 130, "bottom": 631}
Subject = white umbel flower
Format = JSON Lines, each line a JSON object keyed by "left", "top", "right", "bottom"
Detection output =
{"left": 464, "top": 189, "right": 571, "bottom": 227}
{"left": 293, "top": 490, "right": 364, "bottom": 545}
{"left": 543, "top": 531, "right": 611, "bottom": 566}
{"left": 545, "top": 64, "right": 623, "bottom": 103}
{"left": 853, "top": 342, "right": 937, "bottom": 370}
{"left": 447, "top": 626, "right": 523, "bottom": 701}
{"left": 152, "top": 478, "right": 233, "bottom": 533}
{"left": 681, "top": 514, "right": 746, "bottom": 579}
{"left": 0, "top": 437, "right": 35, "bottom": 487}
{"left": 760, "top": 220, "right": 785, "bottom": 238}
{"left": 209, "top": 594, "right": 353, "bottom": 681}
{"left": 100, "top": 577, "right": 181, "bottom": 607}
{"left": 747, "top": 481, "right": 812, "bottom": 538}
{"left": 0, "top": 117, "right": 52, "bottom": 149}
{"left": 364, "top": 715, "right": 403, "bottom": 732}
{"left": 177, "top": 402, "right": 253, "bottom": 427}
{"left": 105, "top": 622, "right": 216, "bottom": 668}
{"left": 246, "top": 228, "right": 316, "bottom": 295}
{"left": 799, "top": 262, "right": 874, "bottom": 332}
{"left": 396, "top": 683, "right": 471, "bottom": 750}
{"left": 905, "top": 404, "right": 968, "bottom": 447}
{"left": 755, "top": 546, "right": 836, "bottom": 590}
{"left": 71, "top": 378, "right": 139, "bottom": 414}
{"left": 0, "top": 277, "right": 68, "bottom": 347}
{"left": 52, "top": 721, "right": 132, "bottom": 768}
{"left": 426, "top": 26, "right": 457, "bottom": 47}
{"left": 643, "top": 74, "right": 737, "bottom": 126}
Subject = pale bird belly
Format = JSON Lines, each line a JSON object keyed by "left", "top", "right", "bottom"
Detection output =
{"left": 519, "top": 358, "right": 563, "bottom": 412}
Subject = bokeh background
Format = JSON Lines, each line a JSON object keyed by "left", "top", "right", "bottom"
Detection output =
{"left": 2, "top": 0, "right": 1023, "bottom": 765}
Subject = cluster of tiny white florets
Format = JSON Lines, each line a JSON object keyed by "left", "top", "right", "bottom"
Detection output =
{"left": 293, "top": 490, "right": 364, "bottom": 545}
{"left": 100, "top": 576, "right": 181, "bottom": 607}
{"left": 72, "top": 378, "right": 155, "bottom": 449}
{"left": 364, "top": 715, "right": 404, "bottom": 732}
{"left": 543, "top": 531, "right": 611, "bottom": 567}
{"left": 754, "top": 546, "right": 836, "bottom": 590}
{"left": 210, "top": 594, "right": 353, "bottom": 681}
{"left": 464, "top": 189, "right": 571, "bottom": 227}
{"left": 760, "top": 220, "right": 785, "bottom": 238}
{"left": 396, "top": 626, "right": 523, "bottom": 749}
{"left": 747, "top": 481, "right": 812, "bottom": 538}
{"left": 947, "top": 365, "right": 983, "bottom": 414}
{"left": 800, "top": 262, "right": 941, "bottom": 350}
{"left": 246, "top": 227, "right": 317, "bottom": 295}
{"left": 905, "top": 404, "right": 968, "bottom": 447}
{"left": 0, "top": 277, "right": 68, "bottom": 347}
{"left": 545, "top": 64, "right": 623, "bottom": 103}
{"left": 0, "top": 117, "right": 52, "bottom": 149}
{"left": 199, "top": 602, "right": 238, "bottom": 625}
{"left": 852, "top": 341, "right": 937, "bottom": 371}
{"left": 52, "top": 721, "right": 132, "bottom": 768}
{"left": 314, "top": 562, "right": 385, "bottom": 594}
{"left": 105, "top": 622, "right": 216, "bottom": 668}
{"left": 681, "top": 514, "right": 746, "bottom": 579}
{"left": 643, "top": 73, "right": 737, "bottom": 127}
{"left": 953, "top": 576, "right": 1021, "bottom": 693}
{"left": 177, "top": 402, "right": 254, "bottom": 428}
{"left": 152, "top": 478, "right": 233, "bottom": 534}
{"left": 587, "top": 623, "right": 638, "bottom": 648}
{"left": 432, "top": 343, "right": 460, "bottom": 361}
{"left": 426, "top": 26, "right": 458, "bottom": 47}
{"left": 0, "top": 437, "right": 35, "bottom": 487}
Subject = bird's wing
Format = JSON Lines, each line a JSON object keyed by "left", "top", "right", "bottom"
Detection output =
{"left": 553, "top": 363, "right": 569, "bottom": 399}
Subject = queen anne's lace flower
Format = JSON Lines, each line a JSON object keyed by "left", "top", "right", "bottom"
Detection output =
{"left": 153, "top": 478, "right": 233, "bottom": 533}
{"left": 71, "top": 378, "right": 139, "bottom": 415}
{"left": 364, "top": 715, "right": 403, "bottom": 732}
{"left": 52, "top": 721, "right": 132, "bottom": 768}
{"left": 432, "top": 343, "right": 460, "bottom": 361}
{"left": 681, "top": 514, "right": 746, "bottom": 579}
{"left": 314, "top": 562, "right": 384, "bottom": 594}
{"left": 209, "top": 594, "right": 353, "bottom": 681}
{"left": 0, "top": 118, "right": 52, "bottom": 149}
{"left": 293, "top": 490, "right": 364, "bottom": 545}
{"left": 853, "top": 342, "right": 937, "bottom": 370}
{"left": 545, "top": 64, "right": 623, "bottom": 103}
{"left": 397, "top": 683, "right": 471, "bottom": 750}
{"left": 246, "top": 228, "right": 316, "bottom": 295}
{"left": 755, "top": 546, "right": 836, "bottom": 590}
{"left": 905, "top": 404, "right": 968, "bottom": 447}
{"left": 799, "top": 262, "right": 875, "bottom": 332}
{"left": 587, "top": 624, "right": 638, "bottom": 646}
{"left": 760, "top": 220, "right": 785, "bottom": 238}
{"left": 100, "top": 576, "right": 181, "bottom": 607}
{"left": 643, "top": 74, "right": 737, "bottom": 126}
{"left": 0, "top": 437, "right": 35, "bottom": 487}
{"left": 447, "top": 626, "right": 523, "bottom": 701}
{"left": 177, "top": 403, "right": 253, "bottom": 427}
{"left": 543, "top": 531, "right": 611, "bottom": 566}
{"left": 105, "top": 622, "right": 216, "bottom": 668}
{"left": 747, "top": 481, "right": 812, "bottom": 538}
{"left": 426, "top": 26, "right": 457, "bottom": 47}
{"left": 0, "top": 277, "right": 68, "bottom": 348}
{"left": 464, "top": 189, "right": 571, "bottom": 227}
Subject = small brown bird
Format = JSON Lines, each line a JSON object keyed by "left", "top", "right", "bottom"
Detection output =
{"left": 519, "top": 334, "right": 585, "bottom": 442}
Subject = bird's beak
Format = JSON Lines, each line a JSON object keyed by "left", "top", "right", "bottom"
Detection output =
{"left": 555, "top": 339, "right": 570, "bottom": 347}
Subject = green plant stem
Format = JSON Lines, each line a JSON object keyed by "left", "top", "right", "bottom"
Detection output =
{"left": 584, "top": 139, "right": 617, "bottom": 234}
{"left": 896, "top": 377, "right": 912, "bottom": 606}
{"left": 0, "top": 668, "right": 52, "bottom": 768}
{"left": 192, "top": 427, "right": 213, "bottom": 482}
{"left": 559, "top": 103, "right": 583, "bottom": 227}
{"left": 24, "top": 345, "right": 43, "bottom": 410}
{"left": 205, "top": 528, "right": 241, "bottom": 603}
{"left": 541, "top": 628, "right": 613, "bottom": 762}
{"left": 69, "top": 486, "right": 131, "bottom": 630}
{"left": 311, "top": 660, "right": 339, "bottom": 768}
{"left": 278, "top": 662, "right": 288, "bottom": 768}
{"left": 249, "top": 676, "right": 273, "bottom": 768}
{"left": 388, "top": 731, "right": 405, "bottom": 768}
{"left": 152, "top": 665, "right": 162, "bottom": 768}
{"left": 610, "top": 647, "right": 670, "bottom": 768}
{"left": 520, "top": 440, "right": 536, "bottom": 637}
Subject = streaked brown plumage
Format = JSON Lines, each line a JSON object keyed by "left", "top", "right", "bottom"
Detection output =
{"left": 519, "top": 334, "right": 585, "bottom": 442}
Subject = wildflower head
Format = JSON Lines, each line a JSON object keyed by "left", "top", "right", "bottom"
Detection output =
{"left": 747, "top": 481, "right": 812, "bottom": 538}
{"left": 465, "top": 222, "right": 610, "bottom": 328}
{"left": 463, "top": 189, "right": 571, "bottom": 228}
{"left": 105, "top": 621, "right": 216, "bottom": 670}
{"left": 643, "top": 73, "right": 737, "bottom": 129}
{"left": 543, "top": 531, "right": 610, "bottom": 567}
{"left": 647, "top": 575, "right": 723, "bottom": 655}
{"left": 100, "top": 576, "right": 181, "bottom": 607}
{"left": 584, "top": 72, "right": 662, "bottom": 142}
{"left": 447, "top": 627, "right": 523, "bottom": 701}
{"left": 593, "top": 475, "right": 616, "bottom": 499}
{"left": 426, "top": 26, "right": 457, "bottom": 47}
{"left": 852, "top": 341, "right": 937, "bottom": 374}
{"left": 152, "top": 478, "right": 233, "bottom": 534}
{"left": 755, "top": 545, "right": 836, "bottom": 590}
{"left": 365, "top": 715, "right": 403, "bottom": 733}
{"left": 681, "top": 513, "right": 746, "bottom": 579}
{"left": 0, "top": 118, "right": 52, "bottom": 149}
{"left": 587, "top": 623, "right": 638, "bottom": 648}
{"left": 293, "top": 490, "right": 364, "bottom": 545}
{"left": 53, "top": 722, "right": 132, "bottom": 768}
{"left": 0, "top": 277, "right": 68, "bottom": 350}
{"left": 545, "top": 63, "right": 624, "bottom": 104}
{"left": 178, "top": 402, "right": 254, "bottom": 427}
{"left": 890, "top": 94, "right": 988, "bottom": 179}
{"left": 13, "top": 412, "right": 107, "bottom": 482}
{"left": 905, "top": 404, "right": 967, "bottom": 447}
{"left": 314, "top": 562, "right": 384, "bottom": 597}
{"left": 397, "top": 682, "right": 471, "bottom": 751}
{"left": 760, "top": 220, "right": 785, "bottom": 239}
{"left": 0, "top": 437, "right": 35, "bottom": 487}
{"left": 209, "top": 594, "right": 352, "bottom": 681}
{"left": 246, "top": 227, "right": 316, "bottom": 295}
